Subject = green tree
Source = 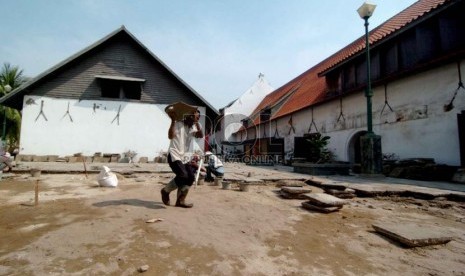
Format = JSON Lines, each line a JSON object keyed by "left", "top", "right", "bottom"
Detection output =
{"left": 306, "top": 133, "right": 334, "bottom": 163}
{"left": 0, "top": 63, "right": 26, "bottom": 152}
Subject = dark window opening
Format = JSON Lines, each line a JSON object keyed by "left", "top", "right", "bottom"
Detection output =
{"left": 260, "top": 108, "right": 271, "bottom": 123}
{"left": 100, "top": 79, "right": 142, "bottom": 100}
{"left": 325, "top": 71, "right": 341, "bottom": 96}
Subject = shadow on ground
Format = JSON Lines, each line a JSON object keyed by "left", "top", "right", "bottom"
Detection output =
{"left": 93, "top": 198, "right": 165, "bottom": 209}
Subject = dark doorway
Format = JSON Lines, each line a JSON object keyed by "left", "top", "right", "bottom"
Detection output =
{"left": 348, "top": 131, "right": 367, "bottom": 165}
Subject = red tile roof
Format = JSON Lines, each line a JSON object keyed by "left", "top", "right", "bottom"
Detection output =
{"left": 247, "top": 0, "right": 449, "bottom": 126}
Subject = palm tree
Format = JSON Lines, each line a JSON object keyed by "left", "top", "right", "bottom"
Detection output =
{"left": 0, "top": 63, "right": 26, "bottom": 152}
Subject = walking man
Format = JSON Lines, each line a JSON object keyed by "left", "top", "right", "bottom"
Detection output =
{"left": 161, "top": 104, "right": 203, "bottom": 208}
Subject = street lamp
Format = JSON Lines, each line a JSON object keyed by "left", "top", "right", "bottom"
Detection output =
{"left": 357, "top": 1, "right": 383, "bottom": 175}
{"left": 2, "top": 84, "right": 12, "bottom": 143}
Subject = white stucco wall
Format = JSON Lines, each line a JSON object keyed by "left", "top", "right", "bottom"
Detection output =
{"left": 235, "top": 61, "right": 465, "bottom": 166}
{"left": 19, "top": 96, "right": 206, "bottom": 161}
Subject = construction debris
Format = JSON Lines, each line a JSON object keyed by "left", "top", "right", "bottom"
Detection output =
{"left": 138, "top": 265, "right": 149, "bottom": 273}
{"left": 146, "top": 218, "right": 164, "bottom": 223}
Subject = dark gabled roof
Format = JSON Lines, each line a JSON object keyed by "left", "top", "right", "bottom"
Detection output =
{"left": 0, "top": 25, "right": 218, "bottom": 116}
{"left": 246, "top": 0, "right": 453, "bottom": 127}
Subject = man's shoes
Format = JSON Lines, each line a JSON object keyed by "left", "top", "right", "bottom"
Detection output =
{"left": 160, "top": 188, "right": 170, "bottom": 206}
{"left": 175, "top": 189, "right": 193, "bottom": 208}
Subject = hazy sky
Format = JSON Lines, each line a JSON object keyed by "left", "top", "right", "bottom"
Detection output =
{"left": 1, "top": 0, "right": 417, "bottom": 109}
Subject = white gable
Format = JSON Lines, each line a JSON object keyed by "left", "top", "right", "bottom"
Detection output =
{"left": 224, "top": 73, "right": 273, "bottom": 118}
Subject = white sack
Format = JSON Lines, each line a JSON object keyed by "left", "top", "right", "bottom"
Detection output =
{"left": 97, "top": 166, "right": 118, "bottom": 187}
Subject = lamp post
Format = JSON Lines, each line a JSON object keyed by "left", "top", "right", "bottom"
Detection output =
{"left": 357, "top": 1, "right": 383, "bottom": 175}
{"left": 2, "top": 84, "right": 12, "bottom": 143}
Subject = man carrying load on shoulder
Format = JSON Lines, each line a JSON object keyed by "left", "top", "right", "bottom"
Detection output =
{"left": 161, "top": 104, "right": 203, "bottom": 208}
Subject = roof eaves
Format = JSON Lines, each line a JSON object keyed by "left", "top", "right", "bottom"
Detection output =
{"left": 318, "top": 0, "right": 452, "bottom": 76}
{"left": 0, "top": 26, "right": 126, "bottom": 105}
{"left": 1, "top": 26, "right": 219, "bottom": 115}
{"left": 123, "top": 29, "right": 219, "bottom": 115}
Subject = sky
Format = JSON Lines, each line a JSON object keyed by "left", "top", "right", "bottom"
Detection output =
{"left": 0, "top": 0, "right": 418, "bottom": 110}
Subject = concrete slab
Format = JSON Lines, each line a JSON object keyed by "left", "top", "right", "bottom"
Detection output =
{"left": 372, "top": 223, "right": 454, "bottom": 248}
{"left": 301, "top": 202, "right": 341, "bottom": 213}
{"left": 302, "top": 193, "right": 346, "bottom": 207}
{"left": 325, "top": 189, "right": 355, "bottom": 199}
{"left": 281, "top": 186, "right": 312, "bottom": 194}
{"left": 279, "top": 190, "right": 308, "bottom": 199}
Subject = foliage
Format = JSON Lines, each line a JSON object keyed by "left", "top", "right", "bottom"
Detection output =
{"left": 306, "top": 133, "right": 334, "bottom": 163}
{"left": 0, "top": 63, "right": 26, "bottom": 152}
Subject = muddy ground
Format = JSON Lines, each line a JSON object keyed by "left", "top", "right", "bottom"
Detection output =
{"left": 0, "top": 172, "right": 464, "bottom": 276}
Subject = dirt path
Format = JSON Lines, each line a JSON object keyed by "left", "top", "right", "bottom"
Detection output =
{"left": 0, "top": 173, "right": 464, "bottom": 275}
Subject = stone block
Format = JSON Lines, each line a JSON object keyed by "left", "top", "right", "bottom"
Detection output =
{"left": 372, "top": 223, "right": 453, "bottom": 247}
{"left": 302, "top": 193, "right": 346, "bottom": 207}
{"left": 281, "top": 186, "right": 312, "bottom": 194}
{"left": 280, "top": 190, "right": 308, "bottom": 199}
{"left": 275, "top": 180, "right": 304, "bottom": 188}
{"left": 301, "top": 202, "right": 341, "bottom": 213}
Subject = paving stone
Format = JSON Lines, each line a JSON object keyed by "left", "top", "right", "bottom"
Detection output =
{"left": 372, "top": 223, "right": 453, "bottom": 247}
{"left": 281, "top": 186, "right": 312, "bottom": 194}
{"left": 325, "top": 189, "right": 355, "bottom": 199}
{"left": 280, "top": 190, "right": 308, "bottom": 199}
{"left": 302, "top": 193, "right": 346, "bottom": 207}
{"left": 276, "top": 180, "right": 305, "bottom": 188}
{"left": 301, "top": 201, "right": 342, "bottom": 213}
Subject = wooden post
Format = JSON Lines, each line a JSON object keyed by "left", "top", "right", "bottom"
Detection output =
{"left": 34, "top": 179, "right": 39, "bottom": 206}
{"left": 82, "top": 157, "right": 88, "bottom": 178}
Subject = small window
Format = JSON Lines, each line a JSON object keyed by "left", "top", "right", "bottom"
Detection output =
{"left": 96, "top": 75, "right": 144, "bottom": 100}
{"left": 100, "top": 79, "right": 141, "bottom": 100}
{"left": 260, "top": 108, "right": 271, "bottom": 123}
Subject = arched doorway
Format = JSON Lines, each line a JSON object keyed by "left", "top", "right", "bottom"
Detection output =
{"left": 348, "top": 131, "right": 367, "bottom": 171}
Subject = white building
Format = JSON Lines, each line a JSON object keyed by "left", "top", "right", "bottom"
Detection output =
{"left": 0, "top": 26, "right": 218, "bottom": 161}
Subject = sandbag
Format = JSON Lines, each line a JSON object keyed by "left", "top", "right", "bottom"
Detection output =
{"left": 97, "top": 166, "right": 118, "bottom": 187}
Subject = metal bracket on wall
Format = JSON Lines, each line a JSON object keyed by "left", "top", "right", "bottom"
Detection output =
{"left": 307, "top": 107, "right": 319, "bottom": 133}
{"left": 273, "top": 120, "right": 280, "bottom": 138}
{"left": 35, "top": 100, "right": 48, "bottom": 122}
{"left": 380, "top": 84, "right": 394, "bottom": 116}
{"left": 444, "top": 60, "right": 465, "bottom": 112}
{"left": 62, "top": 102, "right": 73, "bottom": 122}
{"left": 288, "top": 115, "right": 296, "bottom": 135}
{"left": 111, "top": 105, "right": 121, "bottom": 125}
{"left": 336, "top": 97, "right": 346, "bottom": 123}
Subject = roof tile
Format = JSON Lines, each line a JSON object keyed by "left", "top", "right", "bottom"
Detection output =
{"left": 248, "top": 0, "right": 449, "bottom": 125}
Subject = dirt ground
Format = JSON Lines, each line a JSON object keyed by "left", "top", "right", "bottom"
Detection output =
{"left": 0, "top": 172, "right": 464, "bottom": 276}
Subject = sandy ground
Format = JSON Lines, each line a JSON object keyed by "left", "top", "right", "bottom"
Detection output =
{"left": 0, "top": 172, "right": 465, "bottom": 276}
